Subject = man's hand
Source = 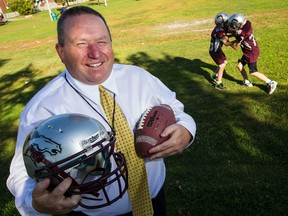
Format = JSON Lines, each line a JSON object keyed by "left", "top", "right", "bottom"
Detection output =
{"left": 148, "top": 124, "right": 192, "bottom": 160}
{"left": 32, "top": 178, "right": 82, "bottom": 214}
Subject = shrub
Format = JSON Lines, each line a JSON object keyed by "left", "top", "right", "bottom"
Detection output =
{"left": 9, "top": 0, "right": 37, "bottom": 15}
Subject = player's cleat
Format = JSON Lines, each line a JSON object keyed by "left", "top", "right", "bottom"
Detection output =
{"left": 243, "top": 80, "right": 253, "bottom": 87}
{"left": 215, "top": 83, "right": 226, "bottom": 90}
{"left": 211, "top": 73, "right": 218, "bottom": 84}
{"left": 267, "top": 81, "right": 278, "bottom": 94}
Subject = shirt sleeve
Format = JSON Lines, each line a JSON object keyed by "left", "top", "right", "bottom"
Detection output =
{"left": 6, "top": 111, "right": 53, "bottom": 216}
{"left": 7, "top": 121, "right": 52, "bottom": 216}
{"left": 145, "top": 71, "right": 197, "bottom": 145}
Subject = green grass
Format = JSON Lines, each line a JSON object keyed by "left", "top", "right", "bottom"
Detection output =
{"left": 1, "top": 0, "right": 288, "bottom": 215}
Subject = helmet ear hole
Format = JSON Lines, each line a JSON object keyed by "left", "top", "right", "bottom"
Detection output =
{"left": 23, "top": 113, "right": 128, "bottom": 209}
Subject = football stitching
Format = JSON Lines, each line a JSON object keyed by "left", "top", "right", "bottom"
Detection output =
{"left": 136, "top": 135, "right": 158, "bottom": 146}
{"left": 137, "top": 107, "right": 152, "bottom": 129}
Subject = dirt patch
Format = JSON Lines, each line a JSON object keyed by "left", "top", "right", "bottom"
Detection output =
{"left": 0, "top": 37, "right": 56, "bottom": 52}
{"left": 153, "top": 18, "right": 213, "bottom": 36}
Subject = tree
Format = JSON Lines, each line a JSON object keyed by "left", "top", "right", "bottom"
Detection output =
{"left": 9, "top": 0, "right": 36, "bottom": 15}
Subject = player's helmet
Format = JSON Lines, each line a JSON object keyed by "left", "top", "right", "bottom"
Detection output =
{"left": 215, "top": 12, "right": 229, "bottom": 28}
{"left": 227, "top": 13, "right": 246, "bottom": 32}
{"left": 23, "top": 113, "right": 128, "bottom": 209}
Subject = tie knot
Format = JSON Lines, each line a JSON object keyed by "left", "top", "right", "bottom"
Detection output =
{"left": 99, "top": 85, "right": 113, "bottom": 98}
{"left": 98, "top": 85, "right": 105, "bottom": 93}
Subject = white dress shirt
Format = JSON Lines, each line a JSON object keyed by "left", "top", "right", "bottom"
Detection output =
{"left": 6, "top": 64, "right": 196, "bottom": 216}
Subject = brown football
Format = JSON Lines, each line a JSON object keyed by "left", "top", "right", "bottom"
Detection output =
{"left": 135, "top": 104, "right": 176, "bottom": 157}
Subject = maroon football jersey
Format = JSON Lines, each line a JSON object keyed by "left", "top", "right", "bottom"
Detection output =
{"left": 234, "top": 20, "right": 260, "bottom": 63}
{"left": 209, "top": 26, "right": 226, "bottom": 53}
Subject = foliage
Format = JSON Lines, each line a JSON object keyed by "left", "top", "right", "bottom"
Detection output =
{"left": 9, "top": 0, "right": 37, "bottom": 15}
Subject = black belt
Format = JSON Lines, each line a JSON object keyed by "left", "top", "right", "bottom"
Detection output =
{"left": 68, "top": 186, "right": 166, "bottom": 216}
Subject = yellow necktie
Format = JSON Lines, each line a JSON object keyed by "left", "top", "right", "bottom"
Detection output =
{"left": 99, "top": 85, "right": 153, "bottom": 216}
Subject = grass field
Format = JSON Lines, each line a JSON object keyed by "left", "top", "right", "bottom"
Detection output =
{"left": 1, "top": 0, "right": 288, "bottom": 215}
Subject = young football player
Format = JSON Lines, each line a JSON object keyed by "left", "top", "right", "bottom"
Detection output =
{"left": 228, "top": 13, "right": 278, "bottom": 94}
{"left": 209, "top": 12, "right": 233, "bottom": 90}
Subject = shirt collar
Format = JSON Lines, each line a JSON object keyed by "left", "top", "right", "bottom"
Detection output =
{"left": 64, "top": 66, "right": 119, "bottom": 97}
{"left": 100, "top": 66, "right": 119, "bottom": 96}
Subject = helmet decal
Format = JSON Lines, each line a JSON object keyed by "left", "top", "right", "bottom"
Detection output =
{"left": 32, "top": 135, "right": 62, "bottom": 156}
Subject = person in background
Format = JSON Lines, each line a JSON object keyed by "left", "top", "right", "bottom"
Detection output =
{"left": 209, "top": 12, "right": 233, "bottom": 90}
{"left": 6, "top": 6, "right": 196, "bottom": 216}
{"left": 228, "top": 13, "right": 278, "bottom": 94}
{"left": 60, "top": 2, "right": 68, "bottom": 15}
{"left": 0, "top": 13, "right": 8, "bottom": 24}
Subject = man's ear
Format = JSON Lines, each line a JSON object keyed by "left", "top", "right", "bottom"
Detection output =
{"left": 55, "top": 43, "right": 65, "bottom": 63}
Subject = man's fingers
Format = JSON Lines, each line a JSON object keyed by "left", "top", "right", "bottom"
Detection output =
{"left": 32, "top": 178, "right": 50, "bottom": 198}
{"left": 51, "top": 177, "right": 73, "bottom": 197}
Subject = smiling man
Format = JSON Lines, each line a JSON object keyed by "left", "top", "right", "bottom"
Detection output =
{"left": 7, "top": 6, "right": 196, "bottom": 216}
{"left": 55, "top": 10, "right": 114, "bottom": 85}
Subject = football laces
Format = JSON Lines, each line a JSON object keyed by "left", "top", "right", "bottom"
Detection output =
{"left": 137, "top": 107, "right": 152, "bottom": 129}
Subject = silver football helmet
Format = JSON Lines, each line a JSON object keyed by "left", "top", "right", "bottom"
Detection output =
{"left": 23, "top": 113, "right": 128, "bottom": 209}
{"left": 215, "top": 12, "right": 229, "bottom": 28}
{"left": 227, "top": 13, "right": 246, "bottom": 32}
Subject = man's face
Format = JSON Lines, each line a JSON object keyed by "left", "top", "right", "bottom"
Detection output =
{"left": 56, "top": 14, "right": 114, "bottom": 85}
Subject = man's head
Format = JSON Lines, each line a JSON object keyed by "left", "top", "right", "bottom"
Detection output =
{"left": 56, "top": 6, "right": 114, "bottom": 85}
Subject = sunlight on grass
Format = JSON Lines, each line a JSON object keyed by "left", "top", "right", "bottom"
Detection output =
{"left": 1, "top": 138, "right": 17, "bottom": 156}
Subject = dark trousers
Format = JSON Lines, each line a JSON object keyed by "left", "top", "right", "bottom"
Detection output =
{"left": 68, "top": 186, "right": 166, "bottom": 216}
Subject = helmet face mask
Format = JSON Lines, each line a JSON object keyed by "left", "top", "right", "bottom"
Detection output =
{"left": 227, "top": 13, "right": 246, "bottom": 33}
{"left": 23, "top": 113, "right": 128, "bottom": 209}
{"left": 215, "top": 12, "right": 229, "bottom": 29}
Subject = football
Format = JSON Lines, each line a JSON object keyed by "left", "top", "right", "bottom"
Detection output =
{"left": 135, "top": 104, "right": 176, "bottom": 158}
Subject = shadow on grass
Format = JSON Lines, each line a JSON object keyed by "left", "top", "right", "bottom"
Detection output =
{"left": 0, "top": 59, "right": 10, "bottom": 67}
{"left": 118, "top": 53, "right": 288, "bottom": 215}
{"left": 0, "top": 63, "right": 56, "bottom": 118}
{"left": 1, "top": 53, "right": 287, "bottom": 215}
{"left": 0, "top": 61, "right": 57, "bottom": 215}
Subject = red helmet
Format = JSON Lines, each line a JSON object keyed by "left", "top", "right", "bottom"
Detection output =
{"left": 23, "top": 113, "right": 128, "bottom": 209}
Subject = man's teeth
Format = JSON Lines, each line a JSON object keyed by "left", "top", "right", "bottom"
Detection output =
{"left": 89, "top": 63, "right": 102, "bottom": 67}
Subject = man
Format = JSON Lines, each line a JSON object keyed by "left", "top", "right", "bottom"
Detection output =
{"left": 60, "top": 2, "right": 68, "bottom": 15}
{"left": 6, "top": 6, "right": 196, "bottom": 216}
{"left": 228, "top": 13, "right": 278, "bottom": 94}
{"left": 209, "top": 12, "right": 233, "bottom": 90}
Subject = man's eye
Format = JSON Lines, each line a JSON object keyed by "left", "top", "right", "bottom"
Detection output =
{"left": 98, "top": 41, "right": 108, "bottom": 45}
{"left": 77, "top": 42, "right": 88, "bottom": 47}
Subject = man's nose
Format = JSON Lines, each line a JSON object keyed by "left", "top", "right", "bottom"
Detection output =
{"left": 87, "top": 44, "right": 101, "bottom": 58}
